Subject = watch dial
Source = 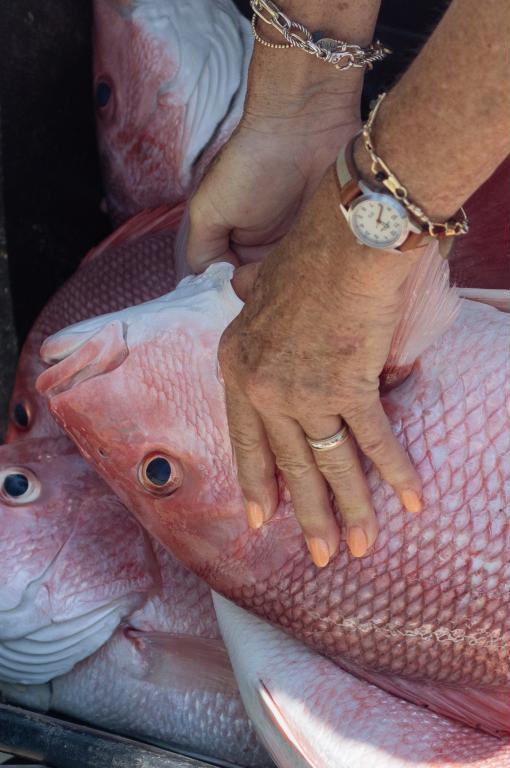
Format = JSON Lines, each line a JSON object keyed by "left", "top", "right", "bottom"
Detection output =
{"left": 350, "top": 197, "right": 408, "bottom": 248}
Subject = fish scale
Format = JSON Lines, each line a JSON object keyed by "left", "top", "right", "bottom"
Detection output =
{"left": 2, "top": 214, "right": 270, "bottom": 765}
{"left": 37, "top": 260, "right": 510, "bottom": 744}
{"left": 6, "top": 230, "right": 179, "bottom": 442}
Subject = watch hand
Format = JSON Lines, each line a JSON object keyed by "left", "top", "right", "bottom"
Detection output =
{"left": 376, "top": 204, "right": 384, "bottom": 224}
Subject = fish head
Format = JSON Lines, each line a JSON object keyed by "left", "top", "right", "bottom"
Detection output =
{"left": 5, "top": 336, "right": 61, "bottom": 443}
{"left": 37, "top": 265, "right": 252, "bottom": 581}
{"left": 93, "top": 0, "right": 251, "bottom": 221}
{"left": 0, "top": 436, "right": 159, "bottom": 683}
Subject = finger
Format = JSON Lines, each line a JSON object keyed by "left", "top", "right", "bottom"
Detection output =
{"left": 231, "top": 263, "right": 261, "bottom": 303}
{"left": 346, "top": 397, "right": 422, "bottom": 514}
{"left": 263, "top": 415, "right": 341, "bottom": 568}
{"left": 224, "top": 383, "right": 278, "bottom": 529}
{"left": 300, "top": 416, "right": 378, "bottom": 559}
{"left": 186, "top": 193, "right": 239, "bottom": 274}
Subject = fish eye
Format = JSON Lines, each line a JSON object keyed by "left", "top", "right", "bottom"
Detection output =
{"left": 11, "top": 400, "right": 31, "bottom": 430}
{"left": 138, "top": 453, "right": 182, "bottom": 496}
{"left": 96, "top": 81, "right": 112, "bottom": 109}
{"left": 0, "top": 467, "right": 41, "bottom": 506}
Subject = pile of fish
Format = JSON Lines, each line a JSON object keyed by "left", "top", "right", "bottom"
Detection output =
{"left": 1, "top": 1, "right": 509, "bottom": 767}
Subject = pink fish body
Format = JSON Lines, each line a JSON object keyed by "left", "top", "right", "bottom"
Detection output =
{"left": 5, "top": 206, "right": 182, "bottom": 443}
{"left": 2, "top": 542, "right": 269, "bottom": 766}
{"left": 214, "top": 594, "right": 510, "bottom": 768}
{"left": 2, "top": 209, "right": 269, "bottom": 765}
{"left": 2, "top": 236, "right": 261, "bottom": 755}
{"left": 38, "top": 256, "right": 510, "bottom": 746}
{"left": 0, "top": 436, "right": 158, "bottom": 684}
{"left": 93, "top": 0, "right": 251, "bottom": 221}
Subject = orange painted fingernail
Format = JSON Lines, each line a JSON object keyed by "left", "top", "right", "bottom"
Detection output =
{"left": 245, "top": 501, "right": 264, "bottom": 530}
{"left": 347, "top": 526, "right": 368, "bottom": 558}
{"left": 307, "top": 537, "right": 330, "bottom": 568}
{"left": 401, "top": 490, "right": 422, "bottom": 514}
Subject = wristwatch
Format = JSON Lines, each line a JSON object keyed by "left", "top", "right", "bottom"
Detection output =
{"left": 336, "top": 139, "right": 428, "bottom": 252}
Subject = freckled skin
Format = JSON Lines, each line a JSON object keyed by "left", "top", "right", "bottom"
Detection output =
{"left": 40, "top": 281, "right": 510, "bottom": 736}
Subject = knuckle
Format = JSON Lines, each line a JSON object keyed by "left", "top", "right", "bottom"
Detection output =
{"left": 275, "top": 453, "right": 314, "bottom": 480}
{"left": 188, "top": 193, "right": 205, "bottom": 225}
{"left": 340, "top": 504, "right": 374, "bottom": 527}
{"left": 358, "top": 434, "right": 387, "bottom": 458}
{"left": 232, "top": 439, "right": 275, "bottom": 486}
{"left": 383, "top": 460, "right": 417, "bottom": 488}
{"left": 316, "top": 452, "right": 355, "bottom": 481}
{"left": 244, "top": 373, "right": 278, "bottom": 410}
{"left": 230, "top": 428, "right": 262, "bottom": 456}
{"left": 341, "top": 398, "right": 375, "bottom": 423}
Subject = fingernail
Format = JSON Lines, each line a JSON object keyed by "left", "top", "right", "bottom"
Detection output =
{"left": 245, "top": 500, "right": 264, "bottom": 530}
{"left": 347, "top": 526, "right": 368, "bottom": 558}
{"left": 307, "top": 537, "right": 330, "bottom": 568}
{"left": 401, "top": 489, "right": 422, "bottom": 514}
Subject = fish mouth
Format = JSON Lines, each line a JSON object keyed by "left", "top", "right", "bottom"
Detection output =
{"left": 0, "top": 598, "right": 136, "bottom": 684}
{"left": 37, "top": 319, "right": 129, "bottom": 399}
{"left": 0, "top": 541, "right": 148, "bottom": 685}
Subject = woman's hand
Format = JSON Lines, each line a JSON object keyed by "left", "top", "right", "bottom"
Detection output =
{"left": 187, "top": 107, "right": 360, "bottom": 270}
{"left": 186, "top": 34, "right": 366, "bottom": 272}
{"left": 219, "top": 167, "right": 423, "bottom": 567}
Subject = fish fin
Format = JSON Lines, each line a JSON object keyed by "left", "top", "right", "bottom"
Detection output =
{"left": 342, "top": 660, "right": 510, "bottom": 738}
{"left": 82, "top": 204, "right": 184, "bottom": 265}
{"left": 382, "top": 242, "right": 461, "bottom": 387}
{"left": 458, "top": 287, "right": 510, "bottom": 312}
{"left": 257, "top": 679, "right": 320, "bottom": 768}
{"left": 125, "top": 629, "right": 238, "bottom": 697}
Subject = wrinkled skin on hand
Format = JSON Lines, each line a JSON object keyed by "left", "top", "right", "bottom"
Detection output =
{"left": 186, "top": 47, "right": 364, "bottom": 271}
{"left": 218, "top": 168, "right": 423, "bottom": 566}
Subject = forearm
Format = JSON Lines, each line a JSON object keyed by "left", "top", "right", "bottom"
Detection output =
{"left": 245, "top": 0, "right": 382, "bottom": 122}
{"left": 354, "top": 0, "right": 510, "bottom": 218}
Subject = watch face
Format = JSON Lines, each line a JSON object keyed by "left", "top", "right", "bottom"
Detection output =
{"left": 349, "top": 194, "right": 409, "bottom": 249}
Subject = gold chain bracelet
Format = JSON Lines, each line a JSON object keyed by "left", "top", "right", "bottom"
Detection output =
{"left": 250, "top": 0, "right": 391, "bottom": 71}
{"left": 362, "top": 93, "right": 469, "bottom": 238}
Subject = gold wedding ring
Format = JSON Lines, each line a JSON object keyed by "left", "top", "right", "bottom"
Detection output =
{"left": 305, "top": 424, "right": 350, "bottom": 452}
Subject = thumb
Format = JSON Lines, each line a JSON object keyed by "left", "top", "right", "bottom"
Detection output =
{"left": 231, "top": 263, "right": 261, "bottom": 302}
{"left": 186, "top": 193, "right": 240, "bottom": 274}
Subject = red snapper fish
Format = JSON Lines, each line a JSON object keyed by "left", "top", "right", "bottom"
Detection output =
{"left": 5, "top": 205, "right": 182, "bottom": 443}
{"left": 0, "top": 436, "right": 158, "bottom": 685}
{"left": 214, "top": 593, "right": 510, "bottom": 768}
{"left": 2, "top": 539, "right": 269, "bottom": 767}
{"left": 37, "top": 250, "right": 510, "bottom": 753}
{"left": 93, "top": 0, "right": 252, "bottom": 222}
{"left": 0, "top": 207, "right": 269, "bottom": 768}
{"left": 2, "top": 208, "right": 270, "bottom": 765}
